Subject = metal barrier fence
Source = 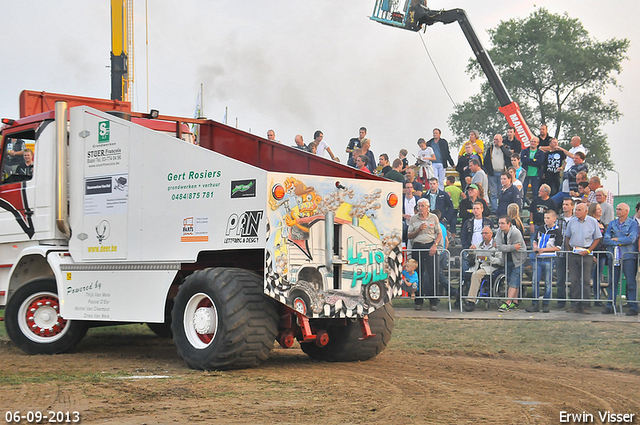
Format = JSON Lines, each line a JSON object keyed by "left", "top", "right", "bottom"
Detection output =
{"left": 404, "top": 248, "right": 452, "bottom": 311}
{"left": 457, "top": 249, "right": 619, "bottom": 312}
{"left": 400, "top": 247, "right": 640, "bottom": 316}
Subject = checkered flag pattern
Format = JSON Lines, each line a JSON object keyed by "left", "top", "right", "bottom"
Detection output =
{"left": 387, "top": 246, "right": 403, "bottom": 300}
{"left": 315, "top": 297, "right": 375, "bottom": 319}
{"left": 264, "top": 221, "right": 290, "bottom": 302}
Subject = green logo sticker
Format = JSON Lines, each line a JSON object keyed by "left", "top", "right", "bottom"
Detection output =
{"left": 230, "top": 179, "right": 256, "bottom": 198}
{"left": 232, "top": 182, "right": 254, "bottom": 195}
{"left": 98, "top": 121, "right": 110, "bottom": 142}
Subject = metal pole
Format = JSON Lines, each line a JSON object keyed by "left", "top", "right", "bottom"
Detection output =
{"left": 145, "top": 0, "right": 149, "bottom": 112}
{"left": 200, "top": 83, "right": 204, "bottom": 118}
{"left": 55, "top": 102, "right": 71, "bottom": 239}
{"left": 611, "top": 170, "right": 620, "bottom": 195}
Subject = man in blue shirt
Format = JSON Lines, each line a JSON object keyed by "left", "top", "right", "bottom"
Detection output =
{"left": 603, "top": 203, "right": 639, "bottom": 316}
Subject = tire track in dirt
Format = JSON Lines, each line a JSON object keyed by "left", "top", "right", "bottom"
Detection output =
{"left": 505, "top": 363, "right": 640, "bottom": 423}
{"left": 368, "top": 349, "right": 639, "bottom": 424}
{"left": 2, "top": 334, "right": 639, "bottom": 424}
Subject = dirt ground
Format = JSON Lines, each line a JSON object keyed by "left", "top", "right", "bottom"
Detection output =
{"left": 1, "top": 328, "right": 639, "bottom": 425}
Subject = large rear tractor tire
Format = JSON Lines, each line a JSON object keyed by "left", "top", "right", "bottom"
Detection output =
{"left": 301, "top": 303, "right": 394, "bottom": 362}
{"left": 5, "top": 279, "right": 88, "bottom": 354}
{"left": 171, "top": 268, "right": 278, "bottom": 370}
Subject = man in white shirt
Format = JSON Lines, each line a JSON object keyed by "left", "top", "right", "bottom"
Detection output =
{"left": 312, "top": 130, "right": 338, "bottom": 161}
{"left": 403, "top": 182, "right": 419, "bottom": 228}
{"left": 562, "top": 136, "right": 587, "bottom": 175}
{"left": 551, "top": 136, "right": 587, "bottom": 204}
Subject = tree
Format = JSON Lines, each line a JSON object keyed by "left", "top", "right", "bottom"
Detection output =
{"left": 448, "top": 8, "right": 628, "bottom": 175}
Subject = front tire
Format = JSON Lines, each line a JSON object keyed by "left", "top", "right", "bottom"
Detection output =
{"left": 5, "top": 279, "right": 88, "bottom": 354}
{"left": 171, "top": 268, "right": 278, "bottom": 370}
{"left": 363, "top": 281, "right": 386, "bottom": 308}
{"left": 288, "top": 289, "right": 311, "bottom": 316}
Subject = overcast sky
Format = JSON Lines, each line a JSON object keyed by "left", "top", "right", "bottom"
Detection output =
{"left": 0, "top": 0, "right": 637, "bottom": 193}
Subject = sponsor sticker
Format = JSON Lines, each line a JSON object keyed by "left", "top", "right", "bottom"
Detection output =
{"left": 85, "top": 177, "right": 112, "bottom": 195}
{"left": 181, "top": 216, "right": 209, "bottom": 242}
{"left": 231, "top": 179, "right": 256, "bottom": 198}
{"left": 224, "top": 211, "right": 263, "bottom": 243}
{"left": 83, "top": 173, "right": 129, "bottom": 216}
{"left": 98, "top": 121, "right": 110, "bottom": 142}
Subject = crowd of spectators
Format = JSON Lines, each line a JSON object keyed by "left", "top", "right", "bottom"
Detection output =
{"left": 273, "top": 125, "right": 637, "bottom": 316}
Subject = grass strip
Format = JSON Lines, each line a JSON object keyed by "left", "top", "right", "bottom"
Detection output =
{"left": 391, "top": 318, "right": 640, "bottom": 371}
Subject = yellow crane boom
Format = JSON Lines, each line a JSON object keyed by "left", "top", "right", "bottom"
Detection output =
{"left": 110, "top": 0, "right": 133, "bottom": 103}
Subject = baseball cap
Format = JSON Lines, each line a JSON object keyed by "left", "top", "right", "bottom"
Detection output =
{"left": 468, "top": 184, "right": 478, "bottom": 190}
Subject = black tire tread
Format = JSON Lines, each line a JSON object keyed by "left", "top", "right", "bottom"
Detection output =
{"left": 146, "top": 323, "right": 173, "bottom": 338}
{"left": 172, "top": 268, "right": 278, "bottom": 370}
{"left": 302, "top": 304, "right": 394, "bottom": 362}
{"left": 300, "top": 339, "right": 326, "bottom": 360}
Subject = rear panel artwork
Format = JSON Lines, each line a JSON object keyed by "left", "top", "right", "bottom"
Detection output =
{"left": 264, "top": 173, "right": 403, "bottom": 318}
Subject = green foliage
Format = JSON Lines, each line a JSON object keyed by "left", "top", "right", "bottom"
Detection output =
{"left": 448, "top": 8, "right": 629, "bottom": 175}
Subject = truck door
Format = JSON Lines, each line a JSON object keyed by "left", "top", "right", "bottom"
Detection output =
{"left": 0, "top": 129, "right": 37, "bottom": 241}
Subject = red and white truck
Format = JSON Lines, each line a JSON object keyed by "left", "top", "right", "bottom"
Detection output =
{"left": 0, "top": 91, "right": 403, "bottom": 370}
